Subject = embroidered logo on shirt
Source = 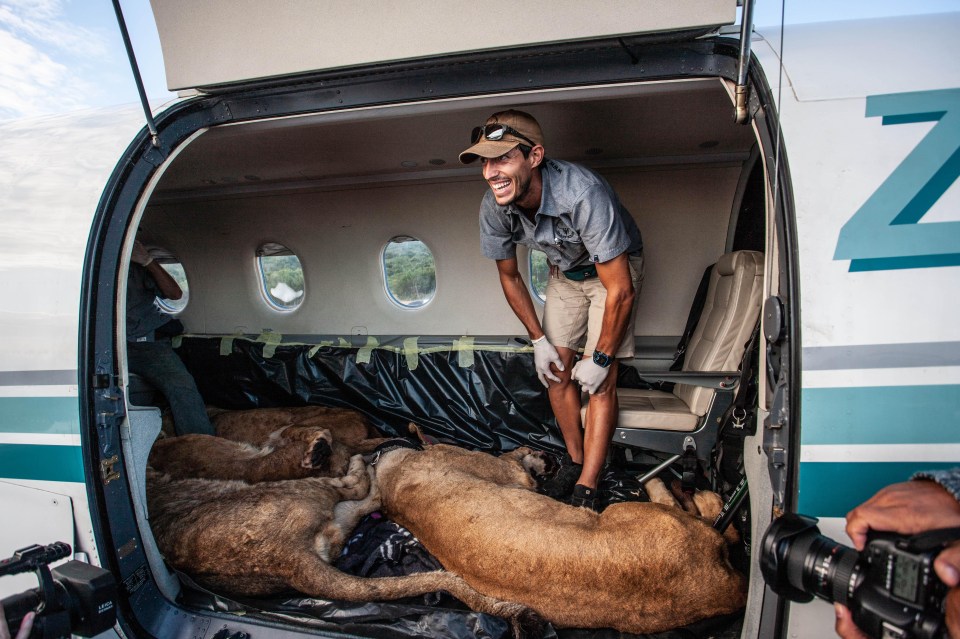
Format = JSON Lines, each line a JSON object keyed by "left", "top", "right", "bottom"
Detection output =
{"left": 554, "top": 222, "right": 578, "bottom": 242}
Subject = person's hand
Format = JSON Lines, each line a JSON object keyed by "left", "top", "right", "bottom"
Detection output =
{"left": 0, "top": 605, "right": 35, "bottom": 639}
{"left": 571, "top": 357, "right": 609, "bottom": 394}
{"left": 839, "top": 479, "right": 960, "bottom": 639}
{"left": 532, "top": 335, "right": 563, "bottom": 387}
{"left": 834, "top": 603, "right": 867, "bottom": 639}
{"left": 132, "top": 240, "right": 153, "bottom": 266}
{"left": 846, "top": 479, "right": 960, "bottom": 586}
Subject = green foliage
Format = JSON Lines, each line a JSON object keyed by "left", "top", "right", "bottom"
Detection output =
{"left": 530, "top": 250, "right": 549, "bottom": 299}
{"left": 261, "top": 255, "right": 304, "bottom": 307}
{"left": 384, "top": 240, "right": 436, "bottom": 304}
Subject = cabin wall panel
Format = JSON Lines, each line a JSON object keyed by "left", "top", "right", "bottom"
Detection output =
{"left": 144, "top": 164, "right": 739, "bottom": 339}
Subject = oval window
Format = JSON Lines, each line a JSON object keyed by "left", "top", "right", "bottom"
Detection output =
{"left": 257, "top": 242, "right": 305, "bottom": 310}
{"left": 529, "top": 249, "right": 549, "bottom": 303}
{"left": 156, "top": 260, "right": 190, "bottom": 313}
{"left": 382, "top": 236, "right": 436, "bottom": 308}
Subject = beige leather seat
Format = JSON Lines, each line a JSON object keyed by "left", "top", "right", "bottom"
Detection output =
{"left": 582, "top": 250, "right": 764, "bottom": 456}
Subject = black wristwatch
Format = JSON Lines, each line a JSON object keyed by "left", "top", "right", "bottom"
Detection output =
{"left": 592, "top": 350, "right": 614, "bottom": 368}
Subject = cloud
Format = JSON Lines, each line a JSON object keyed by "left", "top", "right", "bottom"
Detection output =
{"left": 0, "top": 0, "right": 111, "bottom": 119}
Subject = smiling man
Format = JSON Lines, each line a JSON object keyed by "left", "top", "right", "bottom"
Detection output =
{"left": 460, "top": 110, "right": 644, "bottom": 510}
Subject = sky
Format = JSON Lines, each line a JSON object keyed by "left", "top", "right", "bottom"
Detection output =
{"left": 1, "top": 0, "right": 959, "bottom": 122}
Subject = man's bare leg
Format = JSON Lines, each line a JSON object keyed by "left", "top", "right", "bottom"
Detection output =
{"left": 547, "top": 346, "right": 585, "bottom": 463}
{"left": 578, "top": 360, "right": 619, "bottom": 489}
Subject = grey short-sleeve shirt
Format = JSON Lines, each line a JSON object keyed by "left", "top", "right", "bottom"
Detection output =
{"left": 479, "top": 159, "right": 643, "bottom": 271}
{"left": 126, "top": 264, "right": 175, "bottom": 340}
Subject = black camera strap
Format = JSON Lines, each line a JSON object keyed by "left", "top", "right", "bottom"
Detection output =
{"left": 906, "top": 526, "right": 960, "bottom": 553}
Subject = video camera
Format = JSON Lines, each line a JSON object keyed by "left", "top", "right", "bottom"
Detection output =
{"left": 761, "top": 513, "right": 960, "bottom": 639}
{"left": 0, "top": 542, "right": 116, "bottom": 639}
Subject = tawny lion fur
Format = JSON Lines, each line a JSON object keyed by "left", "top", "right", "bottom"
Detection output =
{"left": 149, "top": 406, "right": 392, "bottom": 482}
{"left": 146, "top": 453, "right": 536, "bottom": 635}
{"left": 374, "top": 443, "right": 747, "bottom": 634}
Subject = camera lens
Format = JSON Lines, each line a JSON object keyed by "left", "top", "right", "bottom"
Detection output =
{"left": 784, "top": 528, "right": 861, "bottom": 605}
{"left": 761, "top": 513, "right": 862, "bottom": 606}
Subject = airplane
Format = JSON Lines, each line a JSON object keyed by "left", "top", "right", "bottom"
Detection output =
{"left": 0, "top": 1, "right": 957, "bottom": 638}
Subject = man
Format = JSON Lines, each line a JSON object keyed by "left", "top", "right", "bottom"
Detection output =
{"left": 460, "top": 110, "right": 643, "bottom": 510}
{"left": 127, "top": 240, "right": 214, "bottom": 436}
{"left": 835, "top": 468, "right": 960, "bottom": 639}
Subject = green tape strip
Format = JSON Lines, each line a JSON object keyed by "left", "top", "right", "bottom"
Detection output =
{"left": 171, "top": 335, "right": 182, "bottom": 349}
{"left": 257, "top": 331, "right": 283, "bottom": 358}
{"left": 357, "top": 336, "right": 379, "bottom": 364}
{"left": 219, "top": 336, "right": 234, "bottom": 356}
{"left": 403, "top": 337, "right": 420, "bottom": 371}
{"left": 456, "top": 336, "right": 475, "bottom": 368}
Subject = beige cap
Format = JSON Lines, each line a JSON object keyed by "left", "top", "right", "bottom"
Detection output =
{"left": 459, "top": 110, "right": 544, "bottom": 164}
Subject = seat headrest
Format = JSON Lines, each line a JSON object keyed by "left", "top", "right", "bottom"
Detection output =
{"left": 716, "top": 250, "right": 752, "bottom": 276}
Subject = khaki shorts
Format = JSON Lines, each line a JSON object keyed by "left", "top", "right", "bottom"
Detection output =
{"left": 543, "top": 255, "right": 644, "bottom": 358}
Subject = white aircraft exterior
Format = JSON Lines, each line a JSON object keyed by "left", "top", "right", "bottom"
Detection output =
{"left": 0, "top": 2, "right": 957, "bottom": 638}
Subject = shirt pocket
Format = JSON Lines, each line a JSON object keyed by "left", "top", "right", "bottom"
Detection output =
{"left": 553, "top": 220, "right": 583, "bottom": 245}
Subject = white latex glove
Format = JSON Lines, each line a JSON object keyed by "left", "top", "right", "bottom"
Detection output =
{"left": 571, "top": 357, "right": 610, "bottom": 394}
{"left": 532, "top": 335, "right": 564, "bottom": 388}
{"left": 132, "top": 240, "right": 153, "bottom": 266}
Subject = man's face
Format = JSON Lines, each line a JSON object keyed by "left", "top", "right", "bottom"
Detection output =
{"left": 481, "top": 147, "right": 536, "bottom": 208}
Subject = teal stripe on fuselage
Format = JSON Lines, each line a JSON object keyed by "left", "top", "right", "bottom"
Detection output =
{"left": 0, "top": 444, "right": 84, "bottom": 482}
{"left": 0, "top": 397, "right": 79, "bottom": 434}
{"left": 801, "top": 385, "right": 960, "bottom": 445}
{"left": 798, "top": 461, "right": 958, "bottom": 518}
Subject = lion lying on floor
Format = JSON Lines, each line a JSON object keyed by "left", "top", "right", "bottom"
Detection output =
{"left": 373, "top": 443, "right": 747, "bottom": 634}
{"left": 146, "top": 445, "right": 537, "bottom": 637}
{"left": 149, "top": 406, "right": 392, "bottom": 482}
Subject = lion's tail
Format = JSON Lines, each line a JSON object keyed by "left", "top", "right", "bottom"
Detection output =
{"left": 288, "top": 560, "right": 539, "bottom": 638}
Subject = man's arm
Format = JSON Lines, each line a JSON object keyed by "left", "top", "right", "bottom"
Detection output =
{"left": 495, "top": 257, "right": 564, "bottom": 387}
{"left": 592, "top": 253, "right": 635, "bottom": 356}
{"left": 495, "top": 257, "right": 545, "bottom": 340}
{"left": 144, "top": 261, "right": 183, "bottom": 301}
{"left": 133, "top": 240, "right": 183, "bottom": 300}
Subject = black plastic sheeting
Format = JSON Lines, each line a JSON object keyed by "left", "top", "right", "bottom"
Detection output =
{"left": 177, "top": 335, "right": 565, "bottom": 453}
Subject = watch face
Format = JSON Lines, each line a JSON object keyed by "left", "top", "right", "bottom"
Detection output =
{"left": 593, "top": 350, "right": 612, "bottom": 367}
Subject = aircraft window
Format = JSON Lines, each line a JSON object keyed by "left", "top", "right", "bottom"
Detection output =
{"left": 156, "top": 261, "right": 189, "bottom": 313}
{"left": 382, "top": 236, "right": 436, "bottom": 309}
{"left": 529, "top": 249, "right": 548, "bottom": 303}
{"left": 257, "top": 242, "right": 305, "bottom": 311}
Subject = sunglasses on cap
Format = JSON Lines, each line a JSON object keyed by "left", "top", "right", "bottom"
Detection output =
{"left": 470, "top": 123, "right": 536, "bottom": 148}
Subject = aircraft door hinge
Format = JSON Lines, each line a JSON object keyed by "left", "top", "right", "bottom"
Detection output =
{"left": 100, "top": 455, "right": 121, "bottom": 485}
{"left": 93, "top": 373, "right": 126, "bottom": 431}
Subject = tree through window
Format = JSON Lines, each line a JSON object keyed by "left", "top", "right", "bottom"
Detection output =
{"left": 382, "top": 236, "right": 436, "bottom": 308}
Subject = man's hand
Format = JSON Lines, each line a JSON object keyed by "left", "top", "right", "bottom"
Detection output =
{"left": 532, "top": 335, "right": 563, "bottom": 387}
{"left": 132, "top": 240, "right": 153, "bottom": 266}
{"left": 846, "top": 480, "right": 960, "bottom": 588}
{"left": 834, "top": 604, "right": 868, "bottom": 639}
{"left": 838, "top": 479, "right": 960, "bottom": 639}
{"left": 571, "top": 357, "right": 609, "bottom": 394}
{"left": 846, "top": 480, "right": 960, "bottom": 551}
{"left": 0, "top": 606, "right": 34, "bottom": 639}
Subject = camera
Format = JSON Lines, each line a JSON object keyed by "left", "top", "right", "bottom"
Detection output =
{"left": 761, "top": 513, "right": 956, "bottom": 639}
{"left": 1, "top": 542, "right": 116, "bottom": 639}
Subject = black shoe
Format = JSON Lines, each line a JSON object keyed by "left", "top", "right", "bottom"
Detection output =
{"left": 539, "top": 453, "right": 582, "bottom": 499}
{"left": 569, "top": 484, "right": 599, "bottom": 511}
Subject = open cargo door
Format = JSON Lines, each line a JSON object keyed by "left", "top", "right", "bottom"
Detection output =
{"left": 149, "top": 0, "right": 738, "bottom": 92}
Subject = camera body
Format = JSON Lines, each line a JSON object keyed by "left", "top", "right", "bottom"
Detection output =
{"left": 761, "top": 513, "right": 952, "bottom": 639}
{"left": 0, "top": 543, "right": 116, "bottom": 639}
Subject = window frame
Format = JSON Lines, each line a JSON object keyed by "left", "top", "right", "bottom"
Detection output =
{"left": 380, "top": 235, "right": 437, "bottom": 310}
{"left": 256, "top": 242, "right": 306, "bottom": 312}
